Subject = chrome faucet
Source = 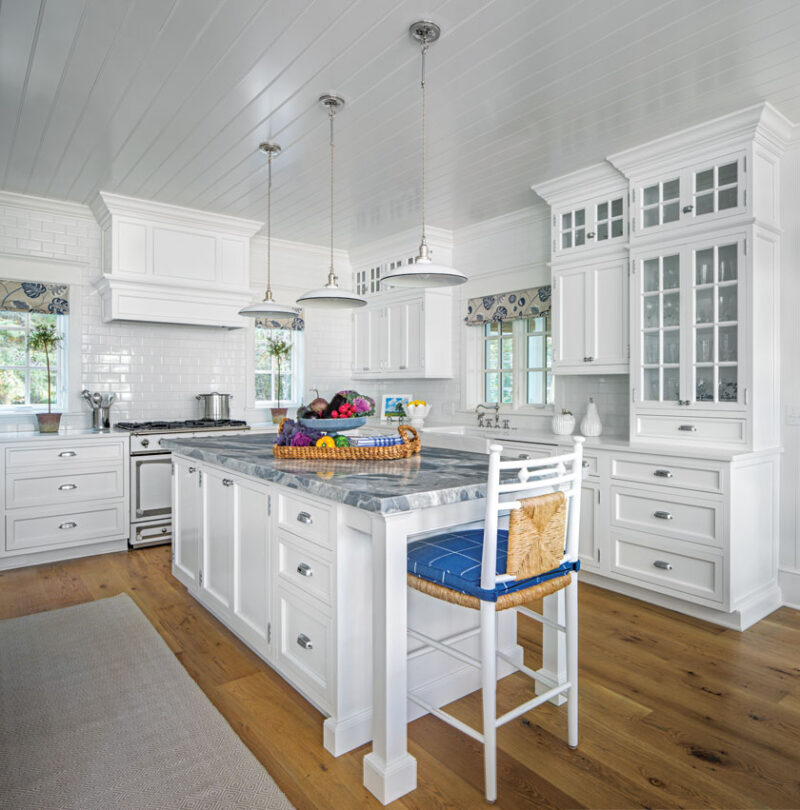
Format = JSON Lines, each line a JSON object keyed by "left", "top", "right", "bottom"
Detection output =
{"left": 475, "top": 402, "right": 501, "bottom": 428}
{"left": 475, "top": 403, "right": 489, "bottom": 428}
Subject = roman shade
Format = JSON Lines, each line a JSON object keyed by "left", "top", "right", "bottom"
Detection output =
{"left": 0, "top": 279, "right": 69, "bottom": 314}
{"left": 254, "top": 313, "right": 304, "bottom": 331}
{"left": 464, "top": 285, "right": 550, "bottom": 325}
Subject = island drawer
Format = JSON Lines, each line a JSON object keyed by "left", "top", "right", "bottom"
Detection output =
{"left": 610, "top": 485, "right": 722, "bottom": 548}
{"left": 5, "top": 502, "right": 126, "bottom": 552}
{"left": 275, "top": 586, "right": 332, "bottom": 709}
{"left": 610, "top": 456, "right": 723, "bottom": 494}
{"left": 276, "top": 531, "right": 333, "bottom": 605}
{"left": 610, "top": 532, "right": 723, "bottom": 603}
{"left": 277, "top": 492, "right": 333, "bottom": 548}
{"left": 6, "top": 466, "right": 124, "bottom": 509}
{"left": 5, "top": 440, "right": 125, "bottom": 470}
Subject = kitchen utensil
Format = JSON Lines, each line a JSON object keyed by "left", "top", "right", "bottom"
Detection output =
{"left": 196, "top": 392, "right": 232, "bottom": 421}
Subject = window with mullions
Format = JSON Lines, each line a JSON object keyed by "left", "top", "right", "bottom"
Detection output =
{"left": 482, "top": 317, "right": 552, "bottom": 407}
{"left": 0, "top": 311, "right": 66, "bottom": 408}
{"left": 254, "top": 327, "right": 302, "bottom": 406}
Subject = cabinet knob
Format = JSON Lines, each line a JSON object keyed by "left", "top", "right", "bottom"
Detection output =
{"left": 141, "top": 439, "right": 150, "bottom": 448}
{"left": 582, "top": 460, "right": 590, "bottom": 468}
{"left": 58, "top": 451, "right": 77, "bottom": 458}
{"left": 296, "top": 562, "right": 314, "bottom": 577}
{"left": 188, "top": 466, "right": 196, "bottom": 473}
{"left": 678, "top": 424, "right": 697, "bottom": 432}
{"left": 653, "top": 560, "right": 673, "bottom": 571}
{"left": 222, "top": 478, "right": 234, "bottom": 487}
{"left": 296, "top": 511, "right": 313, "bottom": 525}
{"left": 653, "top": 510, "right": 673, "bottom": 520}
{"left": 59, "top": 521, "right": 77, "bottom": 530}
{"left": 58, "top": 483, "right": 77, "bottom": 491}
{"left": 682, "top": 205, "right": 694, "bottom": 213}
{"left": 296, "top": 633, "right": 314, "bottom": 650}
{"left": 653, "top": 469, "right": 673, "bottom": 478}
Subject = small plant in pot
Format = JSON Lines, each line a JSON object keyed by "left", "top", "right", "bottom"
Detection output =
{"left": 266, "top": 335, "right": 292, "bottom": 424}
{"left": 28, "top": 322, "right": 63, "bottom": 433}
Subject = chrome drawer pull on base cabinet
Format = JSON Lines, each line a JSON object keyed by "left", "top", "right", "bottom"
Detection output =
{"left": 58, "top": 483, "right": 77, "bottom": 491}
{"left": 653, "top": 469, "right": 673, "bottom": 478}
{"left": 297, "top": 511, "right": 313, "bottom": 525}
{"left": 296, "top": 562, "right": 314, "bottom": 577}
{"left": 653, "top": 560, "right": 673, "bottom": 571}
{"left": 59, "top": 521, "right": 77, "bottom": 530}
{"left": 58, "top": 451, "right": 77, "bottom": 458}
{"left": 678, "top": 424, "right": 697, "bottom": 432}
{"left": 653, "top": 510, "right": 673, "bottom": 520}
{"left": 296, "top": 633, "right": 314, "bottom": 650}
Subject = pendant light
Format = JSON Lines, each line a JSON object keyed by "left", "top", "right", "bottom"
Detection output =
{"left": 381, "top": 21, "right": 466, "bottom": 289}
{"left": 297, "top": 95, "right": 366, "bottom": 309}
{"left": 239, "top": 142, "right": 300, "bottom": 318}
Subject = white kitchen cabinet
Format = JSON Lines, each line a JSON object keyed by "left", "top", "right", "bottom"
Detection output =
{"left": 0, "top": 435, "right": 129, "bottom": 570}
{"left": 352, "top": 289, "right": 452, "bottom": 379}
{"left": 172, "top": 457, "right": 201, "bottom": 589}
{"left": 200, "top": 466, "right": 236, "bottom": 614}
{"left": 577, "top": 482, "right": 601, "bottom": 573}
{"left": 552, "top": 257, "right": 628, "bottom": 374}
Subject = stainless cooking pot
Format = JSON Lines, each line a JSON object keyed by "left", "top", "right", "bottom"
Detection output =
{"left": 196, "top": 392, "right": 232, "bottom": 420}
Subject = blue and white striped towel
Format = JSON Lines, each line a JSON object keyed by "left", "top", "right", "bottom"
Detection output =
{"left": 349, "top": 435, "right": 403, "bottom": 447}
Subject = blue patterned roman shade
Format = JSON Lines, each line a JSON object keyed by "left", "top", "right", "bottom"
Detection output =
{"left": 464, "top": 285, "right": 550, "bottom": 325}
{"left": 0, "top": 279, "right": 69, "bottom": 314}
{"left": 254, "top": 312, "right": 305, "bottom": 331}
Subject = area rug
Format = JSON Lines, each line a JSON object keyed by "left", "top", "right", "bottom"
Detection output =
{"left": 0, "top": 594, "right": 294, "bottom": 810}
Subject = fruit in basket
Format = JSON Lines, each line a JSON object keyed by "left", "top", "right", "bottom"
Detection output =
{"left": 316, "top": 436, "right": 336, "bottom": 448}
{"left": 334, "top": 435, "right": 350, "bottom": 448}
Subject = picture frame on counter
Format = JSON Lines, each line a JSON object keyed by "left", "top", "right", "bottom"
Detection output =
{"left": 381, "top": 394, "right": 411, "bottom": 419}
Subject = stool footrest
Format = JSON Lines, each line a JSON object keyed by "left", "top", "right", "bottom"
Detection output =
{"left": 496, "top": 682, "right": 571, "bottom": 728}
{"left": 408, "top": 690, "right": 485, "bottom": 744}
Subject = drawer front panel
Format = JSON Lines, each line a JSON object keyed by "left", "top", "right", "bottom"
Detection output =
{"left": 499, "top": 441, "right": 554, "bottom": 461}
{"left": 634, "top": 414, "right": 746, "bottom": 444}
{"left": 277, "top": 492, "right": 332, "bottom": 548}
{"left": 6, "top": 467, "right": 124, "bottom": 509}
{"left": 610, "top": 457, "right": 722, "bottom": 494}
{"left": 276, "top": 532, "right": 333, "bottom": 605}
{"left": 6, "top": 441, "right": 125, "bottom": 470}
{"left": 276, "top": 588, "right": 331, "bottom": 701}
{"left": 6, "top": 503, "right": 126, "bottom": 551}
{"left": 610, "top": 486, "right": 722, "bottom": 547}
{"left": 611, "top": 534, "right": 723, "bottom": 602}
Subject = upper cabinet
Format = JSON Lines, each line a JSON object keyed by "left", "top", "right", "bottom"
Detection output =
{"left": 609, "top": 103, "right": 792, "bottom": 242}
{"left": 91, "top": 192, "right": 262, "bottom": 328}
{"left": 352, "top": 289, "right": 453, "bottom": 379}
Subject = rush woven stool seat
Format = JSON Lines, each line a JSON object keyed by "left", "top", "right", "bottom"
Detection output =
{"left": 406, "top": 438, "right": 585, "bottom": 803}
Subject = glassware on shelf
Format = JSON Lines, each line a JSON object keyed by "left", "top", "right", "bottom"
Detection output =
{"left": 718, "top": 286, "right": 738, "bottom": 322}
{"left": 663, "top": 292, "right": 680, "bottom": 326}
{"left": 719, "top": 325, "right": 737, "bottom": 362}
{"left": 719, "top": 367, "right": 738, "bottom": 402}
{"left": 663, "top": 368, "right": 680, "bottom": 401}
{"left": 644, "top": 332, "right": 660, "bottom": 364}
{"left": 696, "top": 288, "right": 713, "bottom": 323}
{"left": 696, "top": 368, "right": 714, "bottom": 402}
{"left": 696, "top": 328, "right": 714, "bottom": 363}
{"left": 663, "top": 330, "right": 680, "bottom": 364}
{"left": 643, "top": 368, "right": 660, "bottom": 401}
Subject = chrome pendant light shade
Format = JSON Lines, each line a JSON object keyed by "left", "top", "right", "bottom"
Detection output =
{"left": 381, "top": 21, "right": 466, "bottom": 290}
{"left": 297, "top": 95, "right": 366, "bottom": 310}
{"left": 239, "top": 142, "right": 300, "bottom": 318}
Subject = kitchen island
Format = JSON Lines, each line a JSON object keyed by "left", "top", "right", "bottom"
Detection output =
{"left": 163, "top": 433, "right": 563, "bottom": 804}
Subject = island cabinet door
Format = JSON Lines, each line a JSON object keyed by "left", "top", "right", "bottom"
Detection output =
{"left": 200, "top": 466, "right": 236, "bottom": 615}
{"left": 172, "top": 457, "right": 201, "bottom": 589}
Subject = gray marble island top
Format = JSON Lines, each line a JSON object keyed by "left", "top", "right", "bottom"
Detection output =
{"left": 162, "top": 433, "right": 493, "bottom": 515}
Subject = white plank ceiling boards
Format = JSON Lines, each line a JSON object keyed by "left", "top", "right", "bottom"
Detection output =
{"left": 1, "top": 0, "right": 799, "bottom": 248}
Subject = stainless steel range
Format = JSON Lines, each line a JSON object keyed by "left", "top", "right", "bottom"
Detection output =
{"left": 117, "top": 419, "right": 251, "bottom": 548}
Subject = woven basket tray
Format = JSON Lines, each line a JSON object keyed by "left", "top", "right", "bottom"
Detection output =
{"left": 272, "top": 423, "right": 421, "bottom": 460}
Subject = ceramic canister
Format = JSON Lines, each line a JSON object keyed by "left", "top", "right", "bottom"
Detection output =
{"left": 551, "top": 410, "right": 575, "bottom": 435}
{"left": 580, "top": 398, "right": 603, "bottom": 437}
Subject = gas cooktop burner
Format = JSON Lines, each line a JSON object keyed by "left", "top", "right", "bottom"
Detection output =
{"left": 117, "top": 419, "right": 248, "bottom": 431}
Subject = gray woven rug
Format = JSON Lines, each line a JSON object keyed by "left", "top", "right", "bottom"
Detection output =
{"left": 0, "top": 594, "right": 294, "bottom": 810}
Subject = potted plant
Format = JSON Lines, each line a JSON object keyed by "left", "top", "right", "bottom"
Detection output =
{"left": 266, "top": 335, "right": 292, "bottom": 424}
{"left": 28, "top": 322, "right": 63, "bottom": 433}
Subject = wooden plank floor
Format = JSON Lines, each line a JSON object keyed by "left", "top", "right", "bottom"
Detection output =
{"left": 1, "top": 546, "right": 799, "bottom": 809}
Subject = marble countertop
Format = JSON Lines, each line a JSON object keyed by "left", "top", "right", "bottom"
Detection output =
{"left": 163, "top": 434, "right": 493, "bottom": 515}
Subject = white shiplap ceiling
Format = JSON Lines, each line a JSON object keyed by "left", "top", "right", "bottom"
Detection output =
{"left": 1, "top": 0, "right": 799, "bottom": 248}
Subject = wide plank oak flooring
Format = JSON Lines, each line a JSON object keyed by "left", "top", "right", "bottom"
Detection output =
{"left": 1, "top": 546, "right": 798, "bottom": 809}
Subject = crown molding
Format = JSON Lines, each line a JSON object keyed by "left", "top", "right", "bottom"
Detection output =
{"left": 251, "top": 234, "right": 349, "bottom": 263}
{"left": 91, "top": 191, "right": 263, "bottom": 238}
{"left": 454, "top": 205, "right": 549, "bottom": 244}
{"left": 532, "top": 162, "right": 627, "bottom": 207}
{"left": 0, "top": 190, "right": 95, "bottom": 221}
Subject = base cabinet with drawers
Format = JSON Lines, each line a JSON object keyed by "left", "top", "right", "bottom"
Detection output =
{"left": 0, "top": 435, "right": 129, "bottom": 570}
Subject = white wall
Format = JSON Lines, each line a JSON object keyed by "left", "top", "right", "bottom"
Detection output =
{"left": 0, "top": 190, "right": 350, "bottom": 429}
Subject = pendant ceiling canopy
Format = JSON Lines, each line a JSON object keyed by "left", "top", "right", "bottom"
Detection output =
{"left": 381, "top": 21, "right": 467, "bottom": 290}
{"left": 239, "top": 142, "right": 300, "bottom": 318}
{"left": 297, "top": 95, "right": 366, "bottom": 310}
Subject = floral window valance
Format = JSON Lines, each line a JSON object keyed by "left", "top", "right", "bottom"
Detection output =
{"left": 464, "top": 285, "right": 550, "bottom": 325}
{"left": 254, "top": 312, "right": 305, "bottom": 331}
{"left": 0, "top": 279, "right": 69, "bottom": 314}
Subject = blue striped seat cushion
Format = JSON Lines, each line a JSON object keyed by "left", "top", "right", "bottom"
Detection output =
{"left": 407, "top": 528, "right": 579, "bottom": 603}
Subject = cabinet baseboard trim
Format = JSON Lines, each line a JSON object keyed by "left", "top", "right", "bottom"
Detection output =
{"left": 0, "top": 538, "right": 128, "bottom": 571}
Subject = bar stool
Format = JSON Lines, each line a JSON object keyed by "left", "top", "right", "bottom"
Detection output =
{"left": 406, "top": 439, "right": 584, "bottom": 802}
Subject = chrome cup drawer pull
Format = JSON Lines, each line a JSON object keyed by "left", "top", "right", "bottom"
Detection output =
{"left": 678, "top": 425, "right": 697, "bottom": 432}
{"left": 296, "top": 511, "right": 313, "bottom": 525}
{"left": 653, "top": 469, "right": 673, "bottom": 478}
{"left": 653, "top": 560, "right": 673, "bottom": 571}
{"left": 222, "top": 478, "right": 234, "bottom": 487}
{"left": 59, "top": 521, "right": 77, "bottom": 530}
{"left": 653, "top": 510, "right": 673, "bottom": 520}
{"left": 58, "top": 483, "right": 77, "bottom": 491}
{"left": 296, "top": 633, "right": 313, "bottom": 650}
{"left": 296, "top": 562, "right": 314, "bottom": 577}
{"left": 58, "top": 451, "right": 77, "bottom": 458}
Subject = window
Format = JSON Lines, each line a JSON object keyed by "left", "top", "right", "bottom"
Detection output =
{"left": 0, "top": 311, "right": 67, "bottom": 409}
{"left": 482, "top": 317, "right": 552, "bottom": 407}
{"left": 254, "top": 327, "right": 302, "bottom": 406}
